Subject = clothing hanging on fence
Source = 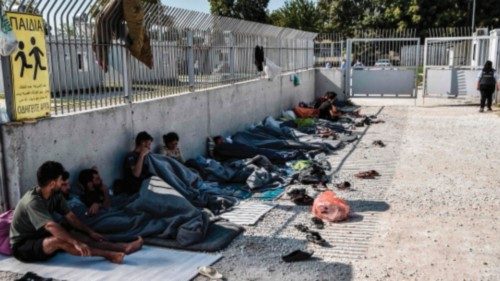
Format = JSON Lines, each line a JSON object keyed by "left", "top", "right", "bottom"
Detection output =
{"left": 254, "top": 45, "right": 264, "bottom": 72}
{"left": 93, "top": 0, "right": 153, "bottom": 72}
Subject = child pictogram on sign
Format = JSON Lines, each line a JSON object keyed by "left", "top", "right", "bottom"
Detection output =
{"left": 14, "top": 41, "right": 32, "bottom": 78}
{"left": 28, "top": 36, "right": 46, "bottom": 80}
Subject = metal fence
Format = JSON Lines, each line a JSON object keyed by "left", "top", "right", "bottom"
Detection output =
{"left": 1, "top": 0, "right": 316, "bottom": 116}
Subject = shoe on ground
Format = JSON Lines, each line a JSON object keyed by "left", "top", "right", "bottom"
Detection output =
{"left": 479, "top": 108, "right": 484, "bottom": 112}
{"left": 487, "top": 107, "right": 493, "bottom": 111}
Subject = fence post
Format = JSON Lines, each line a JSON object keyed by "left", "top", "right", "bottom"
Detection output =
{"left": 229, "top": 32, "right": 235, "bottom": 81}
{"left": 122, "top": 48, "right": 132, "bottom": 102}
{"left": 344, "top": 39, "right": 352, "bottom": 98}
{"left": 187, "top": 31, "right": 195, "bottom": 91}
{"left": 1, "top": 56, "right": 14, "bottom": 121}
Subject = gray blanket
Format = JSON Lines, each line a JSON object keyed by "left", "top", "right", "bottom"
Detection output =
{"left": 69, "top": 179, "right": 210, "bottom": 246}
{"left": 145, "top": 154, "right": 237, "bottom": 211}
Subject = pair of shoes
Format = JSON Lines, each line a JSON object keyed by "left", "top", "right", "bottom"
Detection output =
{"left": 479, "top": 108, "right": 484, "bottom": 112}
{"left": 282, "top": 249, "right": 314, "bottom": 262}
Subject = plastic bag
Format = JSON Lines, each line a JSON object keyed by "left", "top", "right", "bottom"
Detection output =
{"left": 312, "top": 191, "right": 350, "bottom": 222}
{"left": 263, "top": 58, "right": 282, "bottom": 80}
{"left": 0, "top": 9, "right": 17, "bottom": 56}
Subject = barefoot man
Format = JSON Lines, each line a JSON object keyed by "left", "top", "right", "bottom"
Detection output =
{"left": 10, "top": 161, "right": 143, "bottom": 264}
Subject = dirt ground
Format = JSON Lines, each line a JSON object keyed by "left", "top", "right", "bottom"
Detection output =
{"left": 1, "top": 101, "right": 499, "bottom": 281}
{"left": 191, "top": 102, "right": 499, "bottom": 281}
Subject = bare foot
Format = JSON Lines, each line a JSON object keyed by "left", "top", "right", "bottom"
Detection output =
{"left": 106, "top": 252, "right": 125, "bottom": 264}
{"left": 124, "top": 236, "right": 144, "bottom": 255}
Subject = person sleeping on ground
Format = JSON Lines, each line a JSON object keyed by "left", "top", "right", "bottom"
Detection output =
{"left": 9, "top": 161, "right": 143, "bottom": 264}
{"left": 160, "top": 132, "right": 185, "bottom": 163}
{"left": 78, "top": 168, "right": 111, "bottom": 216}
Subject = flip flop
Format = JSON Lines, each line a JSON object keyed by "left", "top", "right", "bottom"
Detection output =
{"left": 198, "top": 266, "right": 223, "bottom": 280}
{"left": 306, "top": 231, "right": 327, "bottom": 246}
{"left": 282, "top": 249, "right": 314, "bottom": 262}
{"left": 311, "top": 217, "right": 324, "bottom": 229}
{"left": 294, "top": 223, "right": 309, "bottom": 233}
{"left": 335, "top": 181, "right": 351, "bottom": 190}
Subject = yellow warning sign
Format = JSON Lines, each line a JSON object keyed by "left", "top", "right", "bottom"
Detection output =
{"left": 7, "top": 12, "right": 50, "bottom": 120}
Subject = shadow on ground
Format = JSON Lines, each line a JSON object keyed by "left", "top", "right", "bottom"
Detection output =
{"left": 348, "top": 200, "right": 390, "bottom": 212}
{"left": 208, "top": 235, "right": 353, "bottom": 281}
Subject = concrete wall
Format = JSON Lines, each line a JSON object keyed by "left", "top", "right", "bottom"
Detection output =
{"left": 0, "top": 69, "right": 315, "bottom": 207}
{"left": 314, "top": 68, "right": 346, "bottom": 100}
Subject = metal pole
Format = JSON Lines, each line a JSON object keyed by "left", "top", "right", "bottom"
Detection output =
{"left": 472, "top": 0, "right": 476, "bottom": 31}
{"left": 187, "top": 31, "right": 195, "bottom": 91}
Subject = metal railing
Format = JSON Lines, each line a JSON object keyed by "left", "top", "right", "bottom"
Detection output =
{"left": 1, "top": 0, "right": 316, "bottom": 116}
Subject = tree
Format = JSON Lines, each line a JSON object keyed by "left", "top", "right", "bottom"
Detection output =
{"left": 208, "top": 0, "right": 270, "bottom": 23}
{"left": 269, "top": 0, "right": 320, "bottom": 32}
{"left": 317, "top": 0, "right": 500, "bottom": 37}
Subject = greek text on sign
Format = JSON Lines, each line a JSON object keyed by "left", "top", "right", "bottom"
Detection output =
{"left": 7, "top": 12, "right": 50, "bottom": 120}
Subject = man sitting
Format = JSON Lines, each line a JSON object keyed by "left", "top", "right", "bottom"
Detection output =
{"left": 78, "top": 168, "right": 111, "bottom": 216}
{"left": 10, "top": 161, "right": 143, "bottom": 264}
{"left": 123, "top": 131, "right": 154, "bottom": 194}
{"left": 317, "top": 92, "right": 342, "bottom": 120}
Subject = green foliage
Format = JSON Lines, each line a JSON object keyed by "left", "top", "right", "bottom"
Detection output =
{"left": 208, "top": 0, "right": 270, "bottom": 23}
{"left": 269, "top": 0, "right": 319, "bottom": 32}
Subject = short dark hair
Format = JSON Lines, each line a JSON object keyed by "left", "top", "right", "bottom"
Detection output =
{"left": 62, "top": 171, "right": 70, "bottom": 181}
{"left": 213, "top": 136, "right": 224, "bottom": 144}
{"left": 135, "top": 131, "right": 153, "bottom": 146}
{"left": 326, "top": 91, "right": 337, "bottom": 99}
{"left": 163, "top": 132, "right": 179, "bottom": 145}
{"left": 37, "top": 161, "right": 66, "bottom": 187}
{"left": 78, "top": 169, "right": 98, "bottom": 187}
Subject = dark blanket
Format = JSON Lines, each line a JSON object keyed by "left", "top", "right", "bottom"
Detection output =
{"left": 69, "top": 179, "right": 210, "bottom": 246}
{"left": 214, "top": 142, "right": 299, "bottom": 163}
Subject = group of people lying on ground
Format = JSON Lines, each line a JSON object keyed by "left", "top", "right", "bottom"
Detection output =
{"left": 9, "top": 91, "right": 377, "bottom": 265}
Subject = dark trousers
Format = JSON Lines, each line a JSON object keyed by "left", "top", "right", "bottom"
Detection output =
{"left": 480, "top": 89, "right": 494, "bottom": 109}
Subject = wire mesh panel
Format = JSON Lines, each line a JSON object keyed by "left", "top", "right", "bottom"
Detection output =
{"left": 1, "top": 0, "right": 317, "bottom": 116}
{"left": 346, "top": 38, "right": 420, "bottom": 98}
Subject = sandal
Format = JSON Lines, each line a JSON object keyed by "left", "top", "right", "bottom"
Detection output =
{"left": 372, "top": 140, "right": 385, "bottom": 147}
{"left": 197, "top": 266, "right": 223, "bottom": 280}
{"left": 294, "top": 223, "right": 309, "bottom": 233}
{"left": 306, "top": 231, "right": 327, "bottom": 246}
{"left": 335, "top": 181, "right": 351, "bottom": 190}
{"left": 311, "top": 217, "right": 324, "bottom": 229}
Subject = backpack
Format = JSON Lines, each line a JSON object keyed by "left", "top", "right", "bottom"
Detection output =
{"left": 479, "top": 69, "right": 496, "bottom": 90}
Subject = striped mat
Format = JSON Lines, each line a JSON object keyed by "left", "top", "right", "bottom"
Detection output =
{"left": 0, "top": 246, "right": 221, "bottom": 281}
{"left": 220, "top": 200, "right": 275, "bottom": 225}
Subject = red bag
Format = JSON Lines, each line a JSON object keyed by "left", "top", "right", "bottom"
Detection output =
{"left": 0, "top": 210, "right": 14, "bottom": 255}
{"left": 312, "top": 191, "right": 350, "bottom": 222}
{"left": 293, "top": 106, "right": 319, "bottom": 118}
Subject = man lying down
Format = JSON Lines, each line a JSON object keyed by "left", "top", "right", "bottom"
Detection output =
{"left": 9, "top": 161, "right": 143, "bottom": 264}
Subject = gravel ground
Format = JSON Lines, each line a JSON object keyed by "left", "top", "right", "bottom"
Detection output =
{"left": 1, "top": 102, "right": 498, "bottom": 281}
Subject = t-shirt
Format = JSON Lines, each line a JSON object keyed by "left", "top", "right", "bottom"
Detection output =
{"left": 123, "top": 151, "right": 152, "bottom": 194}
{"left": 10, "top": 187, "right": 70, "bottom": 246}
{"left": 80, "top": 187, "right": 105, "bottom": 207}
